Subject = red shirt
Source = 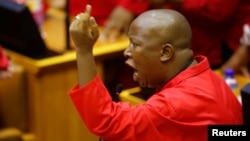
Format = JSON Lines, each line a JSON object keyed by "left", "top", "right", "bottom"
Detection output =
{"left": 69, "top": 55, "right": 242, "bottom": 141}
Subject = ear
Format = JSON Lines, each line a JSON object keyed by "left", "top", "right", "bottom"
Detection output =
{"left": 160, "top": 43, "right": 173, "bottom": 62}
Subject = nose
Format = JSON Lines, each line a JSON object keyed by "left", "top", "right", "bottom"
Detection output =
{"left": 123, "top": 46, "right": 131, "bottom": 58}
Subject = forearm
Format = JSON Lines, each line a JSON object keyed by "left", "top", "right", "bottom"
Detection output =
{"left": 69, "top": 5, "right": 99, "bottom": 87}
{"left": 76, "top": 50, "right": 97, "bottom": 87}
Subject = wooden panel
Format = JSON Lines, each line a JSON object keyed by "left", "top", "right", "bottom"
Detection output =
{"left": 26, "top": 62, "right": 98, "bottom": 141}
{"left": 2, "top": 8, "right": 129, "bottom": 141}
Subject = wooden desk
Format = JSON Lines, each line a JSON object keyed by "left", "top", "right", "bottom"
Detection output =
{"left": 4, "top": 9, "right": 129, "bottom": 141}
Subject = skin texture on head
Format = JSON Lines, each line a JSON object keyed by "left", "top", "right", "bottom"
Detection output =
{"left": 124, "top": 9, "right": 196, "bottom": 89}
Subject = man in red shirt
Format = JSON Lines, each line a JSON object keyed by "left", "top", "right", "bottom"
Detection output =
{"left": 69, "top": 5, "right": 242, "bottom": 141}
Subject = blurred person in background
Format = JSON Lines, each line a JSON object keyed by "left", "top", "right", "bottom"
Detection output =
{"left": 222, "top": 23, "right": 250, "bottom": 78}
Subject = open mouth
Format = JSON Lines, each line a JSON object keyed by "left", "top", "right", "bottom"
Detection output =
{"left": 125, "top": 60, "right": 138, "bottom": 81}
{"left": 133, "top": 70, "right": 138, "bottom": 82}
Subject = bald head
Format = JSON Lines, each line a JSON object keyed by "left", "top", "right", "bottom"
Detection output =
{"left": 125, "top": 9, "right": 195, "bottom": 87}
{"left": 130, "top": 9, "right": 192, "bottom": 50}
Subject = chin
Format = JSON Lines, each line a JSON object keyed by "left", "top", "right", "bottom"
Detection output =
{"left": 139, "top": 83, "right": 153, "bottom": 88}
{"left": 147, "top": 85, "right": 155, "bottom": 88}
{"left": 138, "top": 82, "right": 146, "bottom": 88}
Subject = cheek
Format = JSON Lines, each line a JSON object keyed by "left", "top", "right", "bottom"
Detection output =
{"left": 136, "top": 58, "right": 156, "bottom": 76}
{"left": 133, "top": 53, "right": 148, "bottom": 68}
{"left": 136, "top": 50, "right": 158, "bottom": 67}
{"left": 133, "top": 48, "right": 160, "bottom": 70}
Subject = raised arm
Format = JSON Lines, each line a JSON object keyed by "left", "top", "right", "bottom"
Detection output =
{"left": 69, "top": 5, "right": 100, "bottom": 86}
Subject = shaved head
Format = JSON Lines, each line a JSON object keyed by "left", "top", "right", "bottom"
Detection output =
{"left": 130, "top": 9, "right": 192, "bottom": 50}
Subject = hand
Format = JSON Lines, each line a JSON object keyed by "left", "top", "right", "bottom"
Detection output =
{"left": 69, "top": 5, "right": 99, "bottom": 53}
{"left": 221, "top": 46, "right": 249, "bottom": 78}
{"left": 100, "top": 6, "right": 134, "bottom": 41}
{"left": 240, "top": 24, "right": 250, "bottom": 47}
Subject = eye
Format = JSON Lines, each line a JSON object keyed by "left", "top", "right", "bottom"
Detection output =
{"left": 130, "top": 41, "right": 139, "bottom": 49}
{"left": 129, "top": 37, "right": 140, "bottom": 49}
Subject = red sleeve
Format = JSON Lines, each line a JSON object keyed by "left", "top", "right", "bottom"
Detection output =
{"left": 181, "top": 0, "right": 240, "bottom": 23}
{"left": 0, "top": 47, "right": 9, "bottom": 70}
{"left": 69, "top": 76, "right": 115, "bottom": 130}
{"left": 69, "top": 76, "right": 137, "bottom": 140}
{"left": 119, "top": 0, "right": 149, "bottom": 15}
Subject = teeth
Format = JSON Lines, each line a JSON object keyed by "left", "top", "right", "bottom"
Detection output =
{"left": 133, "top": 71, "right": 138, "bottom": 81}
